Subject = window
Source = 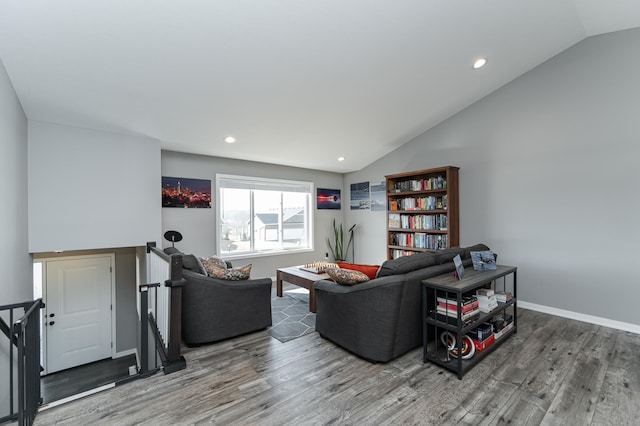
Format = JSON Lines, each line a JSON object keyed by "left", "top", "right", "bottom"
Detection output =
{"left": 217, "top": 174, "right": 313, "bottom": 258}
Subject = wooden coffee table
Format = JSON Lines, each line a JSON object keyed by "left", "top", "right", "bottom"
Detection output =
{"left": 276, "top": 266, "right": 330, "bottom": 313}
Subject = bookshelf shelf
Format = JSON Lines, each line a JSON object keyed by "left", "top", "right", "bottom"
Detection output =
{"left": 385, "top": 166, "right": 459, "bottom": 259}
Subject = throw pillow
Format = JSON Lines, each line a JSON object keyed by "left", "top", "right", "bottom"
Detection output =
{"left": 200, "top": 255, "right": 228, "bottom": 275}
{"left": 207, "top": 264, "right": 252, "bottom": 281}
{"left": 326, "top": 268, "right": 369, "bottom": 286}
{"left": 336, "top": 261, "right": 380, "bottom": 280}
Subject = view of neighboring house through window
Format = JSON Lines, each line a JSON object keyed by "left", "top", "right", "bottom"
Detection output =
{"left": 217, "top": 175, "right": 313, "bottom": 257}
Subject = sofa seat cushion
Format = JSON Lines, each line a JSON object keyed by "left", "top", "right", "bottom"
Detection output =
{"left": 336, "top": 261, "right": 380, "bottom": 280}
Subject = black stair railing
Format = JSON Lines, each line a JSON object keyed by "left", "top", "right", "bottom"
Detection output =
{"left": 138, "top": 243, "right": 186, "bottom": 376}
{"left": 1, "top": 299, "right": 45, "bottom": 426}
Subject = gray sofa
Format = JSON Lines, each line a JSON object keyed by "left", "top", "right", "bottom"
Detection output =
{"left": 314, "top": 243, "right": 491, "bottom": 362}
{"left": 164, "top": 248, "right": 273, "bottom": 346}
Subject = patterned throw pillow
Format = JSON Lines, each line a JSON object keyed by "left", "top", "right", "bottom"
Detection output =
{"left": 206, "top": 264, "right": 252, "bottom": 281}
{"left": 200, "top": 255, "right": 227, "bottom": 275}
{"left": 326, "top": 267, "right": 370, "bottom": 286}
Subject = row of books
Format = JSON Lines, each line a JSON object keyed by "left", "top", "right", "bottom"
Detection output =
{"left": 389, "top": 233, "right": 447, "bottom": 250}
{"left": 388, "top": 213, "right": 447, "bottom": 230}
{"left": 389, "top": 176, "right": 447, "bottom": 192}
{"left": 434, "top": 296, "right": 480, "bottom": 326}
{"left": 388, "top": 195, "right": 447, "bottom": 211}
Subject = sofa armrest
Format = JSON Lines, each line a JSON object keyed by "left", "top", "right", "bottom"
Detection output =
{"left": 314, "top": 275, "right": 407, "bottom": 362}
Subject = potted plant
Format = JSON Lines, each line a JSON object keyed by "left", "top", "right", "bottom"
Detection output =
{"left": 327, "top": 219, "right": 356, "bottom": 262}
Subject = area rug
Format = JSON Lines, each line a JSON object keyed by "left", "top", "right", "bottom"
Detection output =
{"left": 268, "top": 287, "right": 316, "bottom": 343}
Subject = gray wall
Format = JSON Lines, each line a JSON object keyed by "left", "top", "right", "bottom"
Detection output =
{"left": 345, "top": 28, "right": 640, "bottom": 327}
{"left": 0, "top": 57, "right": 31, "bottom": 418}
{"left": 28, "top": 121, "right": 162, "bottom": 252}
{"left": 0, "top": 59, "right": 31, "bottom": 304}
{"left": 162, "top": 150, "right": 344, "bottom": 278}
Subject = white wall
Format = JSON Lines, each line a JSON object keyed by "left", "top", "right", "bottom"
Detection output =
{"left": 28, "top": 121, "right": 162, "bottom": 252}
{"left": 0, "top": 57, "right": 31, "bottom": 420}
{"left": 346, "top": 28, "right": 640, "bottom": 327}
{"left": 162, "top": 151, "right": 344, "bottom": 278}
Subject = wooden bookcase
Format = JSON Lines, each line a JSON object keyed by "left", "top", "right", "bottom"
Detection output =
{"left": 385, "top": 166, "right": 459, "bottom": 259}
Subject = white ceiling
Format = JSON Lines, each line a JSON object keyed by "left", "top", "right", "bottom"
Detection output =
{"left": 1, "top": 1, "right": 639, "bottom": 173}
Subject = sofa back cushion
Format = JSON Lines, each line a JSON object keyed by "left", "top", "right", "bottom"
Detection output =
{"left": 434, "top": 247, "right": 466, "bottom": 265}
{"left": 377, "top": 252, "right": 437, "bottom": 277}
{"left": 463, "top": 243, "right": 491, "bottom": 260}
{"left": 181, "top": 254, "right": 207, "bottom": 276}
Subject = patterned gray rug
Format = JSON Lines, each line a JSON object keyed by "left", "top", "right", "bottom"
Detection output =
{"left": 268, "top": 286, "right": 316, "bottom": 343}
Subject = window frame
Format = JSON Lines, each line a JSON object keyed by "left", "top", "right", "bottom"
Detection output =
{"left": 215, "top": 174, "right": 314, "bottom": 260}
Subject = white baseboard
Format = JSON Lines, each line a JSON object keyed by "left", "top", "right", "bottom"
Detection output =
{"left": 519, "top": 301, "right": 640, "bottom": 334}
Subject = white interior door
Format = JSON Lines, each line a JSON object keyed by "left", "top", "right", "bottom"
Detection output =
{"left": 45, "top": 256, "right": 113, "bottom": 373}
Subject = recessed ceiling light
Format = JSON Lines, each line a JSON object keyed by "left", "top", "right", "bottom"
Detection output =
{"left": 224, "top": 136, "right": 236, "bottom": 144}
{"left": 473, "top": 58, "right": 487, "bottom": 69}
{"left": 337, "top": 157, "right": 345, "bottom": 162}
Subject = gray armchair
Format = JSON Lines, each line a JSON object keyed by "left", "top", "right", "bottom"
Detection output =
{"left": 180, "top": 269, "right": 272, "bottom": 346}
{"left": 163, "top": 247, "right": 272, "bottom": 346}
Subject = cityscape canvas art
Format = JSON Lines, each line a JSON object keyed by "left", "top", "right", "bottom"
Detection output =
{"left": 162, "top": 176, "right": 212, "bottom": 208}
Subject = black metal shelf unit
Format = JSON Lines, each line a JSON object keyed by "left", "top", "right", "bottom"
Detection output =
{"left": 422, "top": 265, "right": 517, "bottom": 379}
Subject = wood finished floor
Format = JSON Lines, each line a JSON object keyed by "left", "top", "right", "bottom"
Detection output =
{"left": 34, "top": 308, "right": 640, "bottom": 425}
{"left": 41, "top": 354, "right": 137, "bottom": 404}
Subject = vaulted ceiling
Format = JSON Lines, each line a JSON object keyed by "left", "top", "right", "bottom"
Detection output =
{"left": 1, "top": 1, "right": 639, "bottom": 172}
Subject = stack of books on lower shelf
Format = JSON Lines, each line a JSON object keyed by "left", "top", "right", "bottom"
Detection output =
{"left": 487, "top": 313, "right": 514, "bottom": 340}
{"left": 476, "top": 288, "right": 498, "bottom": 313}
{"left": 432, "top": 295, "right": 480, "bottom": 326}
{"left": 469, "top": 323, "right": 495, "bottom": 351}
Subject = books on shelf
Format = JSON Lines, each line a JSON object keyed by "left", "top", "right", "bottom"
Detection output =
{"left": 392, "top": 213, "right": 447, "bottom": 230}
{"left": 435, "top": 306, "right": 480, "bottom": 321}
{"left": 476, "top": 288, "right": 495, "bottom": 297}
{"left": 468, "top": 323, "right": 493, "bottom": 341}
{"left": 388, "top": 213, "right": 400, "bottom": 228}
{"left": 487, "top": 313, "right": 513, "bottom": 338}
{"left": 476, "top": 288, "right": 498, "bottom": 313}
{"left": 495, "top": 291, "right": 513, "bottom": 303}
{"left": 493, "top": 321, "right": 514, "bottom": 340}
{"left": 436, "top": 296, "right": 478, "bottom": 312}
{"left": 390, "top": 195, "right": 447, "bottom": 211}
{"left": 471, "top": 333, "right": 495, "bottom": 351}
{"left": 389, "top": 233, "right": 447, "bottom": 250}
{"left": 431, "top": 310, "right": 479, "bottom": 327}
{"left": 390, "top": 176, "right": 447, "bottom": 192}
